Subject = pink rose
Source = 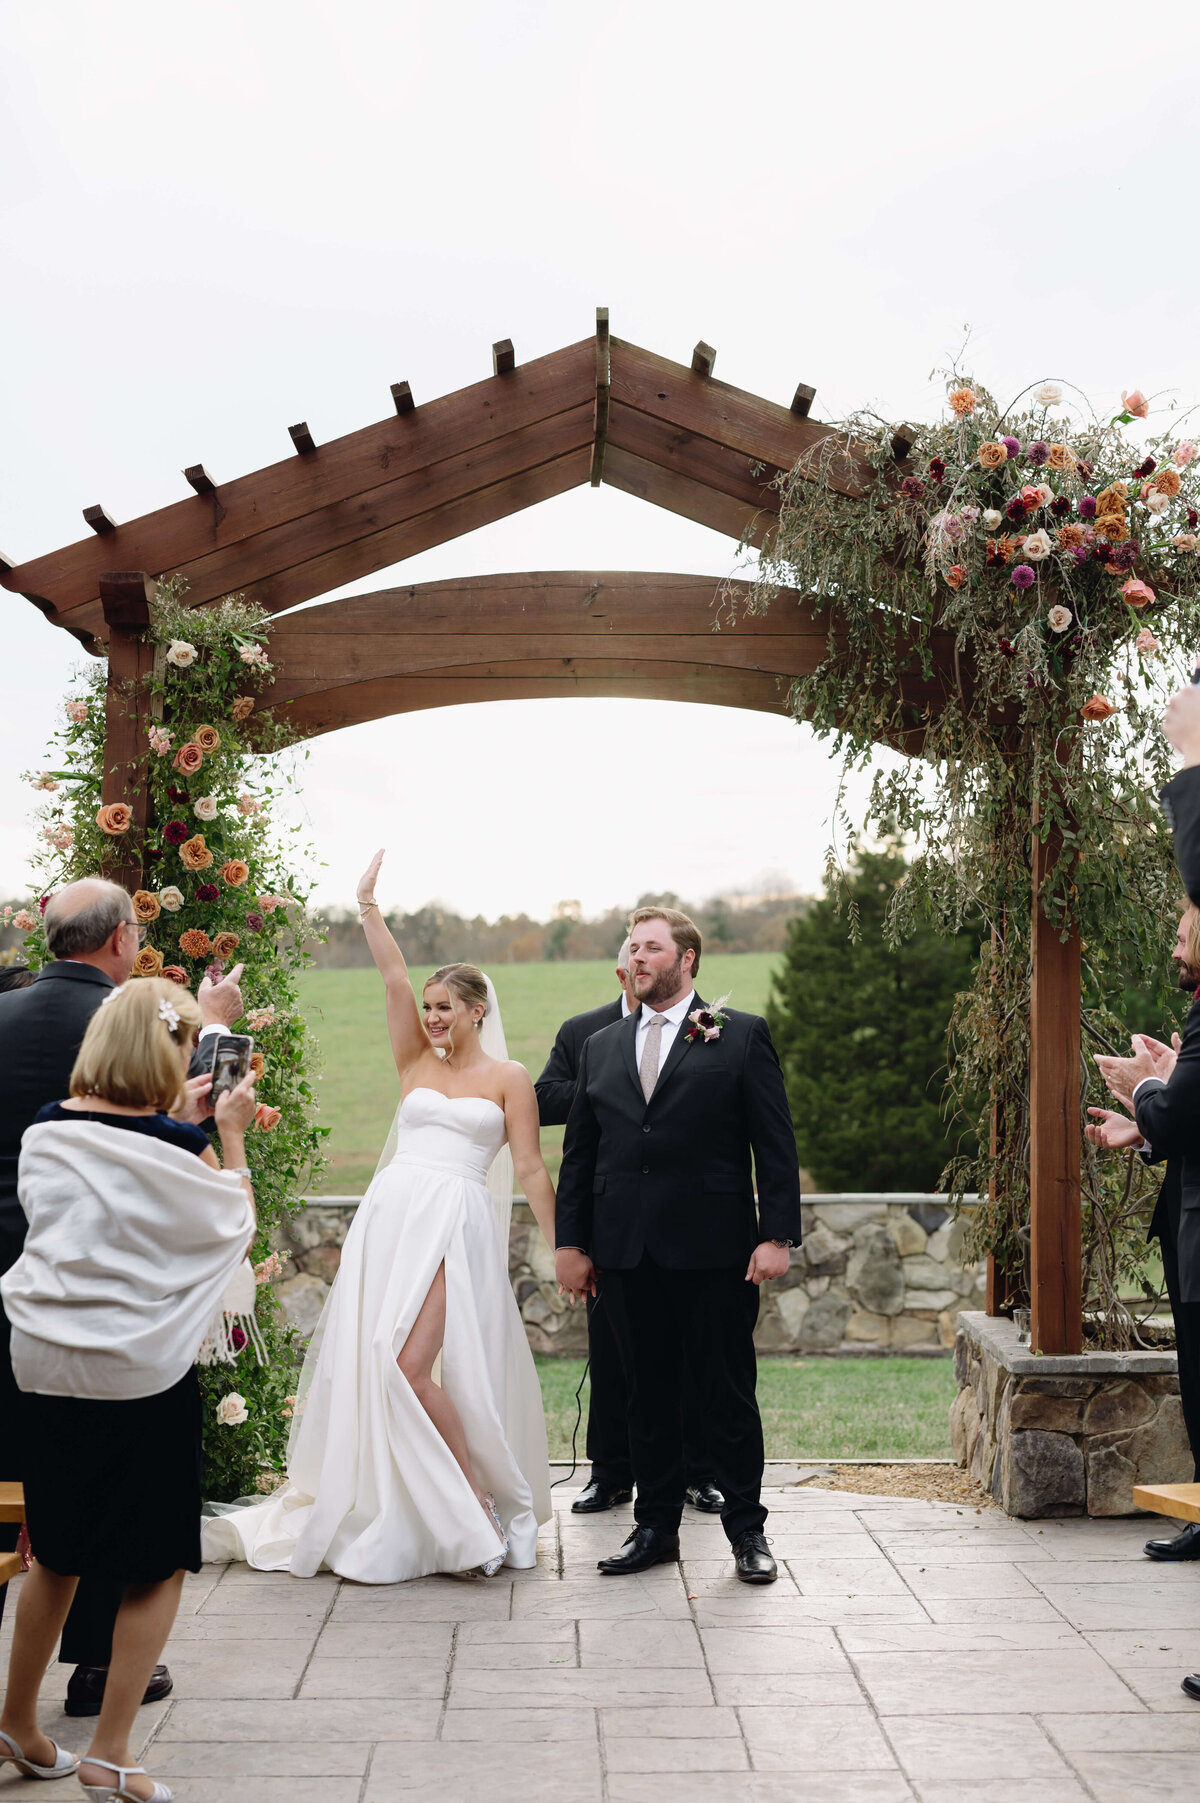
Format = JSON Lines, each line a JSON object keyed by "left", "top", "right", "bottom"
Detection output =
{"left": 1122, "top": 389, "right": 1149, "bottom": 419}
{"left": 254, "top": 1103, "right": 282, "bottom": 1132}
{"left": 1121, "top": 579, "right": 1155, "bottom": 608}
{"left": 1135, "top": 628, "right": 1161, "bottom": 656}
{"left": 1174, "top": 442, "right": 1196, "bottom": 469}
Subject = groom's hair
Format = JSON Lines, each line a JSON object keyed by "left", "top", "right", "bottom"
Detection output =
{"left": 628, "top": 906, "right": 702, "bottom": 980}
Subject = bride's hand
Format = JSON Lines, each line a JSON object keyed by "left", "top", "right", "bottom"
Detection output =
{"left": 357, "top": 849, "right": 385, "bottom": 909}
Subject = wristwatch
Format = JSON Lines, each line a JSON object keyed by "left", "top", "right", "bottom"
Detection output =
{"left": 770, "top": 1238, "right": 795, "bottom": 1249}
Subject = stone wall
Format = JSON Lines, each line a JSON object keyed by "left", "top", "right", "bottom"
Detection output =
{"left": 274, "top": 1192, "right": 985, "bottom": 1357}
{"left": 952, "top": 1311, "right": 1189, "bottom": 1517}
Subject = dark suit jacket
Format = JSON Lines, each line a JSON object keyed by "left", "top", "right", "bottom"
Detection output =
{"left": 1162, "top": 765, "right": 1200, "bottom": 908}
{"left": 535, "top": 997, "right": 625, "bottom": 1126}
{"left": 555, "top": 996, "right": 803, "bottom": 1270}
{"left": 1134, "top": 992, "right": 1200, "bottom": 1304}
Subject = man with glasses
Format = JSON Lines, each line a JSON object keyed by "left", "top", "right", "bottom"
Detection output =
{"left": 0, "top": 878, "right": 244, "bottom": 1716}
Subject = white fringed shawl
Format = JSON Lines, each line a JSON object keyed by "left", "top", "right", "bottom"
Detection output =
{"left": 2, "top": 1119, "right": 254, "bottom": 1400}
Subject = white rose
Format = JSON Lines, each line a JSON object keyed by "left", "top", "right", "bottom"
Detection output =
{"left": 1047, "top": 605, "right": 1073, "bottom": 633}
{"left": 215, "top": 1392, "right": 249, "bottom": 1427}
{"left": 193, "top": 796, "right": 218, "bottom": 821}
{"left": 1145, "top": 490, "right": 1170, "bottom": 515}
{"left": 1023, "top": 528, "right": 1053, "bottom": 562}
{"left": 983, "top": 509, "right": 1003, "bottom": 530}
{"left": 1035, "top": 484, "right": 1054, "bottom": 508}
{"left": 166, "top": 640, "right": 198, "bottom": 668}
{"left": 158, "top": 886, "right": 184, "bottom": 913}
{"left": 1033, "top": 382, "right": 1063, "bottom": 407}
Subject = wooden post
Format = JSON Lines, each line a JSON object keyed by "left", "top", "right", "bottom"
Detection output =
{"left": 99, "top": 572, "right": 157, "bottom": 895}
{"left": 1028, "top": 810, "right": 1083, "bottom": 1354}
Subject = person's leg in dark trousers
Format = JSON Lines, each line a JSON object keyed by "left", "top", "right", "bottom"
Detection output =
{"left": 1160, "top": 1214, "right": 1200, "bottom": 1481}
{"left": 682, "top": 1371, "right": 716, "bottom": 1490}
{"left": 0, "top": 1226, "right": 24, "bottom": 1633}
{"left": 602, "top": 1258, "right": 687, "bottom": 1533}
{"left": 584, "top": 1289, "right": 634, "bottom": 1491}
{"left": 685, "top": 1267, "right": 766, "bottom": 1542}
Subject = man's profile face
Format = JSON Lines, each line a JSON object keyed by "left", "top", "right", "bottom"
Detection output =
{"left": 1174, "top": 913, "right": 1200, "bottom": 991}
{"left": 628, "top": 918, "right": 694, "bottom": 1008}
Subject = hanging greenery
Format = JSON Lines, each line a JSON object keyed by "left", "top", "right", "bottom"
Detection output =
{"left": 741, "top": 376, "right": 1200, "bottom": 1345}
{"left": 16, "top": 583, "right": 328, "bottom": 1496}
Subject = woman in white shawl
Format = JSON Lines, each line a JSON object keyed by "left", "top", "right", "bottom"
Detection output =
{"left": 0, "top": 978, "right": 256, "bottom": 1803}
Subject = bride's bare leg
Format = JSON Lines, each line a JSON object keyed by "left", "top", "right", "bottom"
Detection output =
{"left": 397, "top": 1263, "right": 502, "bottom": 1539}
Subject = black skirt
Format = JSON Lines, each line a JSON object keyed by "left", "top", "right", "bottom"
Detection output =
{"left": 18, "top": 1368, "right": 202, "bottom": 1582}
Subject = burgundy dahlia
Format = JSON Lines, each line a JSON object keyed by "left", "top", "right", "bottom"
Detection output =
{"left": 1190, "top": 509, "right": 1199, "bottom": 529}
{"left": 1135, "top": 458, "right": 1157, "bottom": 478}
{"left": 928, "top": 457, "right": 947, "bottom": 482}
{"left": 39, "top": 895, "right": 50, "bottom": 916}
{"left": 901, "top": 476, "right": 925, "bottom": 498}
{"left": 144, "top": 845, "right": 163, "bottom": 861}
{"left": 230, "top": 1326, "right": 247, "bottom": 1352}
{"left": 1092, "top": 543, "right": 1113, "bottom": 563}
{"left": 1001, "top": 436, "right": 1021, "bottom": 459}
{"left": 164, "top": 820, "right": 189, "bottom": 846}
{"left": 196, "top": 882, "right": 220, "bottom": 903}
{"left": 1079, "top": 496, "right": 1098, "bottom": 518}
{"left": 998, "top": 637, "right": 1016, "bottom": 657}
{"left": 245, "top": 911, "right": 265, "bottom": 932}
{"left": 1026, "top": 441, "right": 1050, "bottom": 466}
{"left": 1112, "top": 540, "right": 1139, "bottom": 570}
{"left": 1006, "top": 497, "right": 1028, "bottom": 522}
{"left": 1011, "top": 564, "right": 1036, "bottom": 589}
{"left": 1050, "top": 495, "right": 1071, "bottom": 517}
{"left": 167, "top": 785, "right": 190, "bottom": 805}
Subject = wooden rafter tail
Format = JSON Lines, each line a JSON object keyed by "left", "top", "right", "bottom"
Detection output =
{"left": 289, "top": 422, "right": 317, "bottom": 456}
{"left": 98, "top": 570, "right": 158, "bottom": 627}
{"left": 184, "top": 465, "right": 216, "bottom": 495}
{"left": 492, "top": 339, "right": 516, "bottom": 376}
{"left": 590, "top": 307, "right": 611, "bottom": 488}
{"left": 890, "top": 425, "right": 918, "bottom": 462}
{"left": 0, "top": 549, "right": 13, "bottom": 576}
{"left": 691, "top": 341, "right": 716, "bottom": 379}
{"left": 790, "top": 382, "right": 816, "bottom": 419}
{"left": 391, "top": 381, "right": 415, "bottom": 416}
{"left": 83, "top": 505, "right": 117, "bottom": 536}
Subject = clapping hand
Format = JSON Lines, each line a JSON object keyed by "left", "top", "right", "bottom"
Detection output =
{"left": 1163, "top": 682, "right": 1200, "bottom": 767}
{"left": 1093, "top": 1036, "right": 1161, "bottom": 1109}
{"left": 1086, "top": 1108, "right": 1146, "bottom": 1152}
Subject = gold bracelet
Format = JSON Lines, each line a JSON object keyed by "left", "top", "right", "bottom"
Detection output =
{"left": 359, "top": 900, "right": 379, "bottom": 922}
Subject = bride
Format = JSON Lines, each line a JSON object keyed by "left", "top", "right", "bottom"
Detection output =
{"left": 202, "top": 849, "right": 556, "bottom": 1580}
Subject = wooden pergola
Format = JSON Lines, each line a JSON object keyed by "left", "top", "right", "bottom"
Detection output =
{"left": 0, "top": 311, "right": 1081, "bottom": 1355}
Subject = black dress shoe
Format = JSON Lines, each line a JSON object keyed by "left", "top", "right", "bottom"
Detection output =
{"left": 1144, "top": 1520, "right": 1200, "bottom": 1561}
{"left": 596, "top": 1526, "right": 680, "bottom": 1575}
{"left": 731, "top": 1530, "right": 777, "bottom": 1584}
{"left": 1182, "top": 1672, "right": 1200, "bottom": 1701}
{"left": 572, "top": 1477, "right": 634, "bottom": 1514}
{"left": 685, "top": 1481, "right": 725, "bottom": 1514}
{"left": 64, "top": 1662, "right": 173, "bottom": 1717}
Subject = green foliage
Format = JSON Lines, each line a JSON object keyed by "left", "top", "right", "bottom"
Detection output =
{"left": 767, "top": 838, "right": 981, "bottom": 1191}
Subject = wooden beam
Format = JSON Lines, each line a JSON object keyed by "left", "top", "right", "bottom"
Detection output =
{"left": 83, "top": 505, "right": 116, "bottom": 536}
{"left": 590, "top": 307, "right": 611, "bottom": 488}
{"left": 391, "top": 381, "right": 414, "bottom": 416}
{"left": 608, "top": 401, "right": 784, "bottom": 514}
{"left": 791, "top": 382, "right": 816, "bottom": 418}
{"left": 1029, "top": 810, "right": 1083, "bottom": 1356}
{"left": 492, "top": 339, "right": 515, "bottom": 376}
{"left": 691, "top": 341, "right": 716, "bottom": 378}
{"left": 891, "top": 426, "right": 917, "bottom": 462}
{"left": 98, "top": 572, "right": 157, "bottom": 893}
{"left": 289, "top": 422, "right": 317, "bottom": 455}
{"left": 184, "top": 465, "right": 216, "bottom": 495}
{"left": 0, "top": 550, "right": 13, "bottom": 576}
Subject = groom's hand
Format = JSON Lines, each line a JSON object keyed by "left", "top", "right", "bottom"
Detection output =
{"left": 555, "top": 1248, "right": 597, "bottom": 1303}
{"left": 745, "top": 1241, "right": 791, "bottom": 1285}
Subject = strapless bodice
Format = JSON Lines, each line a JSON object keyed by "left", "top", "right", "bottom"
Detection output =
{"left": 387, "top": 1087, "right": 507, "bottom": 1181}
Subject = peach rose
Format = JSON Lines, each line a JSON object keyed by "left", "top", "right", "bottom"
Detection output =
{"left": 1047, "top": 444, "right": 1073, "bottom": 471}
{"left": 161, "top": 965, "right": 189, "bottom": 985}
{"left": 131, "top": 889, "right": 161, "bottom": 923}
{"left": 1174, "top": 442, "right": 1196, "bottom": 469}
{"left": 1097, "top": 482, "right": 1130, "bottom": 511}
{"left": 178, "top": 928, "right": 213, "bottom": 959}
{"left": 173, "top": 743, "right": 204, "bottom": 776}
{"left": 1080, "top": 694, "right": 1118, "bottom": 722}
{"left": 193, "top": 724, "right": 221, "bottom": 753}
{"left": 211, "top": 931, "right": 241, "bottom": 961}
{"left": 1135, "top": 628, "right": 1161, "bottom": 656}
{"left": 236, "top": 794, "right": 261, "bottom": 817}
{"left": 219, "top": 860, "right": 250, "bottom": 888}
{"left": 249, "top": 1052, "right": 266, "bottom": 1080}
{"left": 254, "top": 1103, "right": 282, "bottom": 1132}
{"left": 1122, "top": 389, "right": 1149, "bottom": 419}
{"left": 11, "top": 909, "right": 37, "bottom": 931}
{"left": 179, "top": 834, "right": 214, "bottom": 871}
{"left": 66, "top": 699, "right": 89, "bottom": 723}
{"left": 1154, "top": 467, "right": 1182, "bottom": 498}
{"left": 948, "top": 386, "right": 977, "bottom": 418}
{"left": 1121, "top": 579, "right": 1155, "bottom": 607}
{"left": 231, "top": 696, "right": 255, "bottom": 722}
{"left": 131, "top": 946, "right": 164, "bottom": 978}
{"left": 96, "top": 802, "right": 132, "bottom": 835}
{"left": 1095, "top": 513, "right": 1129, "bottom": 544}
{"left": 944, "top": 564, "right": 967, "bottom": 589}
{"left": 976, "top": 441, "right": 1007, "bottom": 470}
{"left": 1173, "top": 533, "right": 1198, "bottom": 552}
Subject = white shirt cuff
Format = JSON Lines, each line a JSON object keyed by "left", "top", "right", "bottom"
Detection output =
{"left": 1132, "top": 1076, "right": 1159, "bottom": 1104}
{"left": 198, "top": 1023, "right": 224, "bottom": 1040}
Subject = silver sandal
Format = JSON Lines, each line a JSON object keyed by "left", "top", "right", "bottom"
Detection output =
{"left": 78, "top": 1758, "right": 172, "bottom": 1801}
{"left": 477, "top": 1492, "right": 509, "bottom": 1577}
{"left": 0, "top": 1727, "right": 79, "bottom": 1779}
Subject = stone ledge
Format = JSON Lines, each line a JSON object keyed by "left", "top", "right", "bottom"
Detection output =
{"left": 959, "top": 1310, "right": 1178, "bottom": 1377}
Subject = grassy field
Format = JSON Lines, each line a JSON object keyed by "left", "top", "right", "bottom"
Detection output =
{"left": 537, "top": 1356, "right": 956, "bottom": 1462}
{"left": 299, "top": 952, "right": 781, "bottom": 1191}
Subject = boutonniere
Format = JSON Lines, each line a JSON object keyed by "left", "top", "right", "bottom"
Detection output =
{"left": 685, "top": 995, "right": 730, "bottom": 1043}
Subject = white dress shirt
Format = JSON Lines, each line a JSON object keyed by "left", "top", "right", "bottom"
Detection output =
{"left": 634, "top": 989, "right": 696, "bottom": 1082}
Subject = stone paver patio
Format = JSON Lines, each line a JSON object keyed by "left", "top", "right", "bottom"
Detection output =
{"left": 4, "top": 1474, "right": 1200, "bottom": 1802}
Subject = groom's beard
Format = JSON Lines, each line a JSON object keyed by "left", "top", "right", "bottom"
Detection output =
{"left": 633, "top": 956, "right": 687, "bottom": 1010}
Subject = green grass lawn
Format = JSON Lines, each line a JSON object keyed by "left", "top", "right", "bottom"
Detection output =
{"left": 299, "top": 952, "right": 781, "bottom": 1192}
{"left": 536, "top": 1355, "right": 956, "bottom": 1462}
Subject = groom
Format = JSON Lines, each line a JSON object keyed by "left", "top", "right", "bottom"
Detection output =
{"left": 555, "top": 907, "right": 802, "bottom": 1583}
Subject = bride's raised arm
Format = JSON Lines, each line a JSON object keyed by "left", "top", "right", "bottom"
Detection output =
{"left": 356, "top": 850, "right": 428, "bottom": 1077}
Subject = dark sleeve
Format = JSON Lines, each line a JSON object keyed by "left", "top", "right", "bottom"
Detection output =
{"left": 1134, "top": 1064, "right": 1200, "bottom": 1160}
{"left": 149, "top": 1116, "right": 212, "bottom": 1158}
{"left": 554, "top": 1036, "right": 602, "bottom": 1254}
{"left": 1162, "top": 766, "right": 1200, "bottom": 908}
{"left": 534, "top": 1020, "right": 580, "bottom": 1127}
{"left": 742, "top": 1015, "right": 803, "bottom": 1246}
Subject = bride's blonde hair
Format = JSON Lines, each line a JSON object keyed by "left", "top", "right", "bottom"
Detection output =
{"left": 424, "top": 963, "right": 489, "bottom": 1062}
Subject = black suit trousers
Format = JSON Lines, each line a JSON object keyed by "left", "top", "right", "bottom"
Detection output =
{"left": 1159, "top": 1212, "right": 1200, "bottom": 1482}
{"left": 584, "top": 1290, "right": 713, "bottom": 1490}
{"left": 600, "top": 1255, "right": 765, "bottom": 1541}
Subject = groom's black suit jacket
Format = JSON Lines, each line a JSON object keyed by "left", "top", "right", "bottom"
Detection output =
{"left": 555, "top": 996, "right": 802, "bottom": 1270}
{"left": 535, "top": 997, "right": 625, "bottom": 1125}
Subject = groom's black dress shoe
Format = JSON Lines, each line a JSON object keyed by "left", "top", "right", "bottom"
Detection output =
{"left": 1182, "top": 1672, "right": 1200, "bottom": 1701}
{"left": 597, "top": 1526, "right": 680, "bottom": 1575}
{"left": 65, "top": 1663, "right": 173, "bottom": 1717}
{"left": 1145, "top": 1520, "right": 1200, "bottom": 1561}
{"left": 685, "top": 1481, "right": 725, "bottom": 1514}
{"left": 731, "top": 1530, "right": 777, "bottom": 1584}
{"left": 572, "top": 1477, "right": 634, "bottom": 1514}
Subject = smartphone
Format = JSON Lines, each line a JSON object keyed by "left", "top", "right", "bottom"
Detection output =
{"left": 203, "top": 1034, "right": 254, "bottom": 1104}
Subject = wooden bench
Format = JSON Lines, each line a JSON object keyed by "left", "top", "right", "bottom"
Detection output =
{"left": 0, "top": 1480, "right": 25, "bottom": 1589}
{"left": 1132, "top": 1482, "right": 1200, "bottom": 1523}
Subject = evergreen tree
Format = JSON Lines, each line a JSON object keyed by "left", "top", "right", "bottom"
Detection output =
{"left": 767, "top": 841, "right": 981, "bottom": 1192}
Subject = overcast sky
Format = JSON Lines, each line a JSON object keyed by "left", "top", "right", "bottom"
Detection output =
{"left": 3, "top": 2, "right": 1198, "bottom": 919}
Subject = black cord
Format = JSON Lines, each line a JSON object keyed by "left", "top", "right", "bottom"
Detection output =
{"left": 550, "top": 1287, "right": 600, "bottom": 1490}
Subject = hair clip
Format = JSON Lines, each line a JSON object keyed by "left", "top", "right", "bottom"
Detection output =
{"left": 158, "top": 998, "right": 181, "bottom": 1035}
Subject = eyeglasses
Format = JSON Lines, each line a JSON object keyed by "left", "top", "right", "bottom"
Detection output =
{"left": 122, "top": 920, "right": 148, "bottom": 943}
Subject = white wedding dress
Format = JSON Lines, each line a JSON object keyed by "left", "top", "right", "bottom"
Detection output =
{"left": 201, "top": 1086, "right": 551, "bottom": 1580}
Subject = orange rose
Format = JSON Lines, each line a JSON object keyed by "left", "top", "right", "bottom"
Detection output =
{"left": 1056, "top": 524, "right": 1085, "bottom": 549}
{"left": 1095, "top": 513, "right": 1128, "bottom": 544}
{"left": 254, "top": 1103, "right": 282, "bottom": 1132}
{"left": 1096, "top": 482, "right": 1129, "bottom": 512}
{"left": 173, "top": 743, "right": 204, "bottom": 776}
{"left": 1121, "top": 578, "right": 1155, "bottom": 607}
{"left": 948, "top": 386, "right": 977, "bottom": 418}
{"left": 193, "top": 724, "right": 222, "bottom": 753}
{"left": 231, "top": 696, "right": 255, "bottom": 722}
{"left": 944, "top": 565, "right": 967, "bottom": 589}
{"left": 219, "top": 859, "right": 250, "bottom": 888}
{"left": 178, "top": 928, "right": 213, "bottom": 959}
{"left": 1080, "top": 694, "right": 1117, "bottom": 723}
{"left": 131, "top": 889, "right": 160, "bottom": 923}
{"left": 179, "top": 835, "right": 214, "bottom": 871}
{"left": 96, "top": 803, "right": 132, "bottom": 836}
{"left": 161, "top": 965, "right": 189, "bottom": 985}
{"left": 1154, "top": 467, "right": 1183, "bottom": 498}
{"left": 249, "top": 1053, "right": 266, "bottom": 1080}
{"left": 131, "top": 946, "right": 164, "bottom": 978}
{"left": 211, "top": 931, "right": 241, "bottom": 961}
{"left": 976, "top": 441, "right": 1006, "bottom": 470}
{"left": 1047, "top": 443, "right": 1073, "bottom": 471}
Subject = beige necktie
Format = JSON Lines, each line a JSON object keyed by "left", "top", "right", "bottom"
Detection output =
{"left": 639, "top": 1013, "right": 668, "bottom": 1103}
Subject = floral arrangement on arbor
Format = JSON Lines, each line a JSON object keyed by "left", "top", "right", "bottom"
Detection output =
{"left": 15, "top": 584, "right": 327, "bottom": 1494}
{"left": 744, "top": 375, "right": 1200, "bottom": 1344}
